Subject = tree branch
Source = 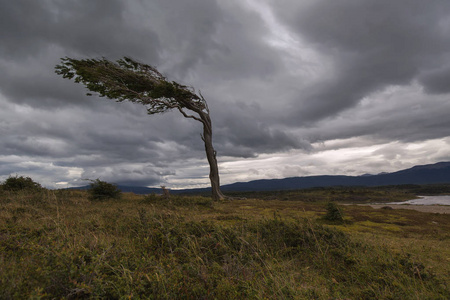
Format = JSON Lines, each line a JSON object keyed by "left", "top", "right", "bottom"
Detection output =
{"left": 176, "top": 106, "right": 204, "bottom": 124}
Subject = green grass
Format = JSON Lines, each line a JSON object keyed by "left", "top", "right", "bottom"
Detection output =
{"left": 0, "top": 188, "right": 449, "bottom": 299}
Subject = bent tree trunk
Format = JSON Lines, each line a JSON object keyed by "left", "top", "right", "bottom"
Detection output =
{"left": 200, "top": 112, "right": 226, "bottom": 201}
{"left": 55, "top": 57, "right": 226, "bottom": 200}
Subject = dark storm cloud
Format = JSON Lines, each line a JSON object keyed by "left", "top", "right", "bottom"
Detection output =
{"left": 216, "top": 104, "right": 310, "bottom": 158}
{"left": 301, "top": 84, "right": 450, "bottom": 147}
{"left": 0, "top": 0, "right": 160, "bottom": 59}
{"left": 195, "top": 2, "right": 282, "bottom": 81}
{"left": 419, "top": 66, "right": 450, "bottom": 94}
{"left": 273, "top": 0, "right": 450, "bottom": 122}
{"left": 138, "top": 0, "right": 226, "bottom": 77}
{"left": 1, "top": 0, "right": 450, "bottom": 187}
{"left": 0, "top": 0, "right": 160, "bottom": 107}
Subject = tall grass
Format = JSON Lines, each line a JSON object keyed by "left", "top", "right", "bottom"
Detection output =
{"left": 0, "top": 189, "right": 448, "bottom": 299}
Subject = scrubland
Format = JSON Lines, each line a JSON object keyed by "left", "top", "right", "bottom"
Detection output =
{"left": 1, "top": 186, "right": 449, "bottom": 299}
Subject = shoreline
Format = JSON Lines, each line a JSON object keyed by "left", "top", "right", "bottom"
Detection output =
{"left": 361, "top": 204, "right": 450, "bottom": 214}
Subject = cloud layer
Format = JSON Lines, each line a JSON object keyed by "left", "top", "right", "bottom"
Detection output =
{"left": 1, "top": 0, "right": 450, "bottom": 188}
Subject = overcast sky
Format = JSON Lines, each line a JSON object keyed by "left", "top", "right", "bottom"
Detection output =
{"left": 1, "top": 0, "right": 450, "bottom": 189}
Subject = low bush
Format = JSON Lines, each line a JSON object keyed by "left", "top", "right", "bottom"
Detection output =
{"left": 323, "top": 201, "right": 344, "bottom": 222}
{"left": 87, "top": 179, "right": 121, "bottom": 201}
{"left": 1, "top": 175, "right": 42, "bottom": 192}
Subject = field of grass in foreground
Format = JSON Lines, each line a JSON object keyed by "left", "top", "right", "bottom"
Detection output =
{"left": 0, "top": 187, "right": 449, "bottom": 299}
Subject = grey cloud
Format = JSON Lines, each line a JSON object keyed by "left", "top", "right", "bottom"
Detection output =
{"left": 80, "top": 164, "right": 164, "bottom": 187}
{"left": 0, "top": 0, "right": 295, "bottom": 163}
{"left": 304, "top": 86, "right": 450, "bottom": 146}
{"left": 372, "top": 143, "right": 409, "bottom": 161}
{"left": 0, "top": 55, "right": 95, "bottom": 108}
{"left": 419, "top": 65, "right": 450, "bottom": 94}
{"left": 0, "top": 0, "right": 160, "bottom": 60}
{"left": 1, "top": 0, "right": 450, "bottom": 187}
{"left": 273, "top": 0, "right": 450, "bottom": 122}
{"left": 0, "top": 0, "right": 52, "bottom": 59}
{"left": 200, "top": 8, "right": 281, "bottom": 81}
{"left": 215, "top": 102, "right": 311, "bottom": 157}
{"left": 0, "top": 157, "right": 78, "bottom": 187}
{"left": 0, "top": 96, "right": 205, "bottom": 186}
{"left": 156, "top": 0, "right": 286, "bottom": 90}
{"left": 138, "top": 0, "right": 226, "bottom": 77}
{"left": 0, "top": 0, "right": 160, "bottom": 108}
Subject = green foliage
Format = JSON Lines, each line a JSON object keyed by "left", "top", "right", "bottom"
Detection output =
{"left": 1, "top": 175, "right": 42, "bottom": 192}
{"left": 87, "top": 179, "right": 121, "bottom": 201}
{"left": 323, "top": 201, "right": 344, "bottom": 221}
{"left": 55, "top": 57, "right": 206, "bottom": 115}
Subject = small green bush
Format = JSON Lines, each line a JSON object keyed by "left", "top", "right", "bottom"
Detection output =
{"left": 323, "top": 201, "right": 344, "bottom": 221}
{"left": 87, "top": 179, "right": 121, "bottom": 201}
{"left": 1, "top": 175, "right": 42, "bottom": 192}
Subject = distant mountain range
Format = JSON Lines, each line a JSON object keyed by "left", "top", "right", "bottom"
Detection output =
{"left": 219, "top": 161, "right": 450, "bottom": 192}
{"left": 71, "top": 161, "right": 450, "bottom": 194}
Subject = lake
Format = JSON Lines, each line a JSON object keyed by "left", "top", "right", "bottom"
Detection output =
{"left": 389, "top": 195, "right": 450, "bottom": 206}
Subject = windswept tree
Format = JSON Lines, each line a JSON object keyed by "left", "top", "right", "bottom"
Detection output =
{"left": 55, "top": 57, "right": 226, "bottom": 201}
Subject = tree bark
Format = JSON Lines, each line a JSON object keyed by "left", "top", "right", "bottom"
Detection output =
{"left": 200, "top": 112, "right": 226, "bottom": 201}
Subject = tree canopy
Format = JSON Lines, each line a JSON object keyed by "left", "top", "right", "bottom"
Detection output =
{"left": 56, "top": 57, "right": 209, "bottom": 116}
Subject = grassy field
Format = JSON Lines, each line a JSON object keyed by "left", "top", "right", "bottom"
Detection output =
{"left": 0, "top": 186, "right": 449, "bottom": 299}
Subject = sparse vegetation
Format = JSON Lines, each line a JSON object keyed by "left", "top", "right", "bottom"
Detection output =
{"left": 141, "top": 193, "right": 213, "bottom": 207}
{"left": 0, "top": 182, "right": 449, "bottom": 299}
{"left": 87, "top": 179, "right": 121, "bottom": 201}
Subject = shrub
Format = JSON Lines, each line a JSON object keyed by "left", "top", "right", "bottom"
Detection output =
{"left": 87, "top": 179, "right": 121, "bottom": 201}
{"left": 323, "top": 201, "right": 344, "bottom": 221}
{"left": 1, "top": 175, "right": 42, "bottom": 192}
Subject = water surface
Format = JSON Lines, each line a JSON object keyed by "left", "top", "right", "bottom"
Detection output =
{"left": 389, "top": 195, "right": 450, "bottom": 206}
